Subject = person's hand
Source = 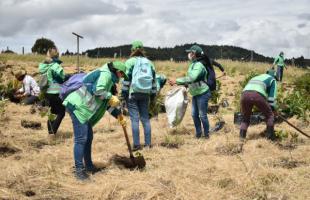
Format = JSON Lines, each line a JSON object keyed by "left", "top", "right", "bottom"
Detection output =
{"left": 117, "top": 114, "right": 127, "bottom": 127}
{"left": 168, "top": 79, "right": 176, "bottom": 86}
{"left": 108, "top": 95, "right": 120, "bottom": 107}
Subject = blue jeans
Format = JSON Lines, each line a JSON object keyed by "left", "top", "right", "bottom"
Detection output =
{"left": 192, "top": 91, "right": 211, "bottom": 138}
{"left": 68, "top": 110, "right": 94, "bottom": 170}
{"left": 127, "top": 93, "right": 151, "bottom": 146}
{"left": 277, "top": 66, "right": 284, "bottom": 82}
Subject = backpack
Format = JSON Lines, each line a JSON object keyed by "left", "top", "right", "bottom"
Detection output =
{"left": 59, "top": 73, "right": 86, "bottom": 100}
{"left": 131, "top": 57, "right": 154, "bottom": 94}
{"left": 199, "top": 56, "right": 217, "bottom": 91}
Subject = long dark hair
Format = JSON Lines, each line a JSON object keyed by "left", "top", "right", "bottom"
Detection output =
{"left": 197, "top": 54, "right": 212, "bottom": 68}
{"left": 130, "top": 49, "right": 146, "bottom": 58}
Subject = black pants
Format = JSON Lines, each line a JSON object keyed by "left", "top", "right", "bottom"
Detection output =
{"left": 46, "top": 93, "right": 65, "bottom": 134}
{"left": 21, "top": 95, "right": 39, "bottom": 105}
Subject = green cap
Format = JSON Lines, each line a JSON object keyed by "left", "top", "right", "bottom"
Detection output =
{"left": 112, "top": 61, "right": 128, "bottom": 79}
{"left": 185, "top": 45, "right": 204, "bottom": 55}
{"left": 131, "top": 40, "right": 143, "bottom": 51}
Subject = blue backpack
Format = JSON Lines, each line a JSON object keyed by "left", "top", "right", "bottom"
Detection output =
{"left": 59, "top": 73, "right": 86, "bottom": 100}
{"left": 131, "top": 57, "right": 153, "bottom": 94}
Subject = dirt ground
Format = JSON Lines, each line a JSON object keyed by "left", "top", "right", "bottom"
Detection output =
{"left": 0, "top": 58, "right": 309, "bottom": 200}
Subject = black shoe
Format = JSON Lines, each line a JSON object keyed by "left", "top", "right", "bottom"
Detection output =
{"left": 86, "top": 166, "right": 104, "bottom": 174}
{"left": 144, "top": 144, "right": 152, "bottom": 149}
{"left": 75, "top": 169, "right": 89, "bottom": 181}
{"left": 266, "top": 126, "right": 276, "bottom": 141}
{"left": 240, "top": 130, "right": 247, "bottom": 140}
{"left": 132, "top": 145, "right": 142, "bottom": 151}
{"left": 195, "top": 133, "right": 202, "bottom": 139}
{"left": 204, "top": 134, "right": 210, "bottom": 139}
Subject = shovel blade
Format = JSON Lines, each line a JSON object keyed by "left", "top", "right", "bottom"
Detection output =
{"left": 112, "top": 154, "right": 146, "bottom": 169}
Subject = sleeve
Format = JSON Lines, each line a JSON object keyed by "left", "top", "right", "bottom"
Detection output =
{"left": 107, "top": 106, "right": 122, "bottom": 119}
{"left": 273, "top": 56, "right": 279, "bottom": 65}
{"left": 52, "top": 63, "right": 65, "bottom": 83}
{"left": 176, "top": 63, "right": 203, "bottom": 85}
{"left": 151, "top": 62, "right": 157, "bottom": 95}
{"left": 23, "top": 77, "right": 31, "bottom": 95}
{"left": 94, "top": 71, "right": 112, "bottom": 100}
{"left": 121, "top": 59, "right": 134, "bottom": 98}
{"left": 267, "top": 79, "right": 277, "bottom": 109}
{"left": 212, "top": 59, "right": 224, "bottom": 72}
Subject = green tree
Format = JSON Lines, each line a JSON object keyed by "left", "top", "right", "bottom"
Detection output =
{"left": 31, "top": 37, "right": 56, "bottom": 54}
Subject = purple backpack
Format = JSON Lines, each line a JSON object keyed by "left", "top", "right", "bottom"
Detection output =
{"left": 59, "top": 73, "right": 86, "bottom": 101}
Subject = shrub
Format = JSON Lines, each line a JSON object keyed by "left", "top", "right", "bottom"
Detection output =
{"left": 210, "top": 80, "right": 222, "bottom": 104}
{"left": 278, "top": 73, "right": 310, "bottom": 121}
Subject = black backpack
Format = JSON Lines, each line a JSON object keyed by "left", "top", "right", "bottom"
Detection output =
{"left": 198, "top": 56, "right": 217, "bottom": 91}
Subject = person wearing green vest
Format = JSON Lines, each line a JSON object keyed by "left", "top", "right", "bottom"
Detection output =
{"left": 240, "top": 69, "right": 278, "bottom": 141}
{"left": 121, "top": 40, "right": 157, "bottom": 151}
{"left": 38, "top": 48, "right": 66, "bottom": 139}
{"left": 169, "top": 45, "right": 211, "bottom": 139}
{"left": 63, "top": 61, "right": 127, "bottom": 180}
{"left": 273, "top": 51, "right": 287, "bottom": 82}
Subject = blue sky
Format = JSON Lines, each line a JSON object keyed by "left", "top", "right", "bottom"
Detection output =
{"left": 0, "top": 0, "right": 309, "bottom": 58}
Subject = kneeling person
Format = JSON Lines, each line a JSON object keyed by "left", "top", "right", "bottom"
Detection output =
{"left": 14, "top": 70, "right": 40, "bottom": 105}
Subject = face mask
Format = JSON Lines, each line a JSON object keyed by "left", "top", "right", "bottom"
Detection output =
{"left": 188, "top": 53, "right": 194, "bottom": 60}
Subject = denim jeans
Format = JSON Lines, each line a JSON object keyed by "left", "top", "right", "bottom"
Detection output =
{"left": 192, "top": 91, "right": 211, "bottom": 138}
{"left": 68, "top": 110, "right": 94, "bottom": 170}
{"left": 127, "top": 93, "right": 151, "bottom": 146}
{"left": 277, "top": 66, "right": 284, "bottom": 82}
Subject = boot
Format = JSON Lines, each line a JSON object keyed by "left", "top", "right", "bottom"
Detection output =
{"left": 266, "top": 126, "right": 276, "bottom": 141}
{"left": 75, "top": 168, "right": 89, "bottom": 181}
{"left": 239, "top": 129, "right": 247, "bottom": 140}
{"left": 48, "top": 134, "right": 56, "bottom": 145}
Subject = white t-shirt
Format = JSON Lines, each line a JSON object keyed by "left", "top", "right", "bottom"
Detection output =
{"left": 18, "top": 75, "right": 40, "bottom": 96}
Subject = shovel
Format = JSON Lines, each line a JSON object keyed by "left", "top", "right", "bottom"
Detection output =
{"left": 120, "top": 125, "right": 146, "bottom": 169}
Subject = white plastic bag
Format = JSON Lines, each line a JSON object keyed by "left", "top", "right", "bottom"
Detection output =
{"left": 165, "top": 87, "right": 189, "bottom": 128}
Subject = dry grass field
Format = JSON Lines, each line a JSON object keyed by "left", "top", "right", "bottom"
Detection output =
{"left": 0, "top": 54, "right": 309, "bottom": 200}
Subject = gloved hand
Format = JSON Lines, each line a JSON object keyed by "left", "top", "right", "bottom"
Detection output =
{"left": 117, "top": 114, "right": 127, "bottom": 127}
{"left": 108, "top": 95, "right": 120, "bottom": 107}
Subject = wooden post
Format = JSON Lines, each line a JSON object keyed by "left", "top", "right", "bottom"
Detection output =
{"left": 72, "top": 32, "right": 84, "bottom": 72}
{"left": 22, "top": 47, "right": 24, "bottom": 55}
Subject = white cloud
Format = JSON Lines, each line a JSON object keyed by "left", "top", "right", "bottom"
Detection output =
{"left": 0, "top": 0, "right": 309, "bottom": 58}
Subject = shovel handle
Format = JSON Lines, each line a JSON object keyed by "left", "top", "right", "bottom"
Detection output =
{"left": 277, "top": 114, "right": 310, "bottom": 138}
{"left": 121, "top": 125, "right": 135, "bottom": 159}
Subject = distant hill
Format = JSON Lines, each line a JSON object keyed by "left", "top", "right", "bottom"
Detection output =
{"left": 81, "top": 43, "right": 309, "bottom": 67}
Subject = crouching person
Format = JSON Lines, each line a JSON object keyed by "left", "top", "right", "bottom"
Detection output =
{"left": 14, "top": 70, "right": 40, "bottom": 105}
{"left": 240, "top": 69, "right": 278, "bottom": 141}
{"left": 62, "top": 61, "right": 127, "bottom": 181}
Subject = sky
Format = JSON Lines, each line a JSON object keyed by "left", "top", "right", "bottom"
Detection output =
{"left": 0, "top": 0, "right": 310, "bottom": 58}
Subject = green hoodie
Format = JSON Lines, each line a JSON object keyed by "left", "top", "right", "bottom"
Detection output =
{"left": 273, "top": 55, "right": 285, "bottom": 67}
{"left": 176, "top": 60, "right": 209, "bottom": 96}
{"left": 38, "top": 61, "right": 65, "bottom": 94}
{"left": 63, "top": 64, "right": 117, "bottom": 126}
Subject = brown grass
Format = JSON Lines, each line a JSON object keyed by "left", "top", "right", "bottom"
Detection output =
{"left": 0, "top": 55, "right": 309, "bottom": 199}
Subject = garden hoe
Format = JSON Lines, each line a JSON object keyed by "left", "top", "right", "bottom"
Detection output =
{"left": 120, "top": 124, "right": 146, "bottom": 169}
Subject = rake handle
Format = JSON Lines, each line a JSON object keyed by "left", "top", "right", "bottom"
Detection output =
{"left": 277, "top": 114, "right": 310, "bottom": 138}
